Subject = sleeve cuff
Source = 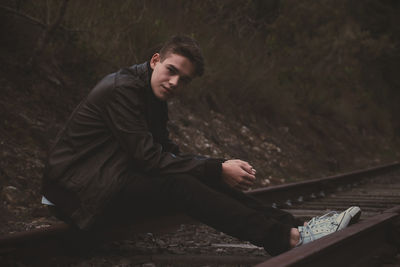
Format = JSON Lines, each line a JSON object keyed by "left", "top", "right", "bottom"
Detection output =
{"left": 204, "top": 158, "right": 225, "bottom": 183}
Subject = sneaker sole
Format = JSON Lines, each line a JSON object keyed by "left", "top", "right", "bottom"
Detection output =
{"left": 337, "top": 206, "right": 361, "bottom": 230}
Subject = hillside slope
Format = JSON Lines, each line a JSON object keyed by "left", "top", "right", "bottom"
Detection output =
{"left": 0, "top": 1, "right": 399, "bottom": 234}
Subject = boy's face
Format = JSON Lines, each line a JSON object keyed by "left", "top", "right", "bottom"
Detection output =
{"left": 150, "top": 52, "right": 195, "bottom": 101}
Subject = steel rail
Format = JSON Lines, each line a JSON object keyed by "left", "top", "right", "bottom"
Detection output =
{"left": 0, "top": 213, "right": 194, "bottom": 258}
{"left": 248, "top": 161, "right": 400, "bottom": 208}
{"left": 256, "top": 206, "right": 400, "bottom": 267}
{"left": 0, "top": 162, "right": 399, "bottom": 263}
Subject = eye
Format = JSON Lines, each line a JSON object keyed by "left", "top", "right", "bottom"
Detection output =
{"left": 167, "top": 67, "right": 177, "bottom": 74}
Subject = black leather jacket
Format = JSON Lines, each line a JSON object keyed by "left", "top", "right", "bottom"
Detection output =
{"left": 42, "top": 62, "right": 223, "bottom": 229}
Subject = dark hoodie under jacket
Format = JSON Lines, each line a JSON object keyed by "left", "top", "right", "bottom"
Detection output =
{"left": 42, "top": 62, "right": 223, "bottom": 229}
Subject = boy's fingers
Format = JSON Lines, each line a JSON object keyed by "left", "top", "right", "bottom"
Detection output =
{"left": 240, "top": 162, "right": 256, "bottom": 175}
{"left": 240, "top": 177, "right": 253, "bottom": 186}
{"left": 241, "top": 173, "right": 256, "bottom": 184}
{"left": 243, "top": 167, "right": 256, "bottom": 179}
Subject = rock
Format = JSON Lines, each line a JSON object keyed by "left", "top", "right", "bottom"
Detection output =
{"left": 2, "top": 185, "right": 21, "bottom": 204}
{"left": 240, "top": 125, "right": 250, "bottom": 136}
{"left": 261, "top": 178, "right": 271, "bottom": 186}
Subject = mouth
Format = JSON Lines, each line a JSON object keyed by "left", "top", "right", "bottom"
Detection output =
{"left": 162, "top": 85, "right": 173, "bottom": 96}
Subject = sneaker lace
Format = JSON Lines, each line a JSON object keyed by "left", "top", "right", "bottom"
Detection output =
{"left": 302, "top": 211, "right": 339, "bottom": 242}
{"left": 307, "top": 211, "right": 338, "bottom": 227}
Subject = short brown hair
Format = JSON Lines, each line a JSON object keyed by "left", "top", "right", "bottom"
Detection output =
{"left": 160, "top": 35, "right": 204, "bottom": 77}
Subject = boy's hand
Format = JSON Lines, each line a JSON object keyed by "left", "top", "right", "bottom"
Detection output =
{"left": 221, "top": 159, "right": 256, "bottom": 191}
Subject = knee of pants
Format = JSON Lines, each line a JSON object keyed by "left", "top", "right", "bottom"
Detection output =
{"left": 161, "top": 174, "right": 205, "bottom": 201}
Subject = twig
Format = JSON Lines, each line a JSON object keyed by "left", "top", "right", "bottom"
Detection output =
{"left": 27, "top": 0, "right": 70, "bottom": 68}
{"left": 0, "top": 4, "right": 47, "bottom": 29}
{"left": 120, "top": 2, "right": 147, "bottom": 33}
{"left": 0, "top": 4, "right": 84, "bottom": 33}
{"left": 46, "top": 0, "right": 51, "bottom": 25}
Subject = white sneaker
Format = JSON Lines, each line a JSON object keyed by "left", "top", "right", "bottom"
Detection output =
{"left": 297, "top": 206, "right": 361, "bottom": 246}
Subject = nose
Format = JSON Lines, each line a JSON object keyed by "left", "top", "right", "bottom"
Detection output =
{"left": 169, "top": 75, "right": 179, "bottom": 87}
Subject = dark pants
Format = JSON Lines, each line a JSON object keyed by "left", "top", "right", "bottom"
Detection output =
{"left": 93, "top": 174, "right": 302, "bottom": 255}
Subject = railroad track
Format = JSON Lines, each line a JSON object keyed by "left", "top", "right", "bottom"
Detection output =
{"left": 1, "top": 162, "right": 400, "bottom": 266}
{"left": 255, "top": 162, "right": 400, "bottom": 267}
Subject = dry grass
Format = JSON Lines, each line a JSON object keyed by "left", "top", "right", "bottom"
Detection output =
{"left": 6, "top": 0, "right": 400, "bottom": 135}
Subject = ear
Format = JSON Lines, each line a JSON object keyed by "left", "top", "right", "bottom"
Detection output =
{"left": 150, "top": 53, "right": 161, "bottom": 70}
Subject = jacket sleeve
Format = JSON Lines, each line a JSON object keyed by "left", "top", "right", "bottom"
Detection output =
{"left": 98, "top": 84, "right": 223, "bottom": 182}
{"left": 161, "top": 133, "right": 181, "bottom": 155}
{"left": 157, "top": 106, "right": 181, "bottom": 155}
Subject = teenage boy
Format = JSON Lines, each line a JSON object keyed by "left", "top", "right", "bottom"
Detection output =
{"left": 42, "top": 35, "right": 361, "bottom": 255}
